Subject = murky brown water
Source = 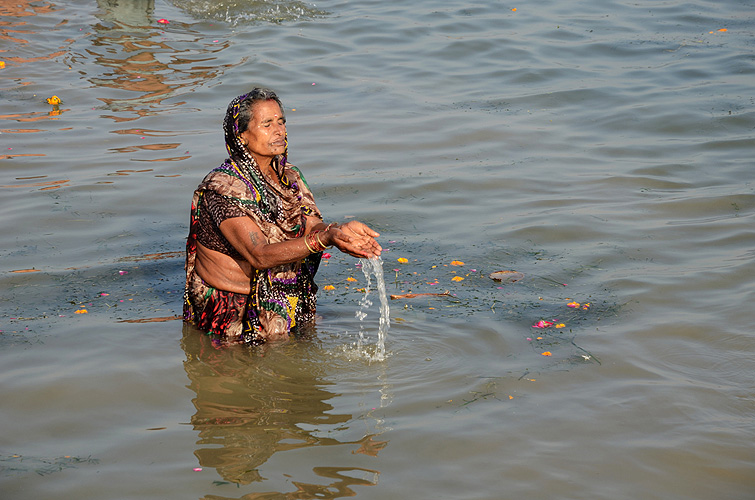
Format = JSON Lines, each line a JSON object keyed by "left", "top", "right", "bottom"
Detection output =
{"left": 2, "top": 0, "right": 754, "bottom": 498}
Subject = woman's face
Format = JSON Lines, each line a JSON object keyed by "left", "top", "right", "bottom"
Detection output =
{"left": 240, "top": 100, "right": 287, "bottom": 166}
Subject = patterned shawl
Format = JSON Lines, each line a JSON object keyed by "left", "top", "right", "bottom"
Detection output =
{"left": 184, "top": 93, "right": 323, "bottom": 342}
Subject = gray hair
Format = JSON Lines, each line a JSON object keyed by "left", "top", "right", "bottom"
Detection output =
{"left": 235, "top": 88, "right": 285, "bottom": 134}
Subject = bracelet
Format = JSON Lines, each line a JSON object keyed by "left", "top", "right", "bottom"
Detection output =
{"left": 303, "top": 233, "right": 317, "bottom": 253}
{"left": 307, "top": 230, "right": 326, "bottom": 253}
{"left": 315, "top": 231, "right": 331, "bottom": 250}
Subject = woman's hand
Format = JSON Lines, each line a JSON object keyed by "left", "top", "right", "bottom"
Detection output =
{"left": 326, "top": 221, "right": 382, "bottom": 259}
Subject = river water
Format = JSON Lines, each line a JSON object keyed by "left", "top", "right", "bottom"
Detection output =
{"left": 1, "top": 0, "right": 753, "bottom": 498}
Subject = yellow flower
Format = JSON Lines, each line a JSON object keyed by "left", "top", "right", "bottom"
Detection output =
{"left": 397, "top": 257, "right": 408, "bottom": 264}
{"left": 347, "top": 277, "right": 357, "bottom": 282}
{"left": 46, "top": 95, "right": 61, "bottom": 105}
{"left": 451, "top": 276, "right": 464, "bottom": 282}
{"left": 323, "top": 285, "right": 335, "bottom": 291}
{"left": 450, "top": 260, "right": 464, "bottom": 266}
{"left": 75, "top": 309, "right": 88, "bottom": 314}
{"left": 541, "top": 351, "right": 552, "bottom": 356}
{"left": 555, "top": 323, "right": 565, "bottom": 328}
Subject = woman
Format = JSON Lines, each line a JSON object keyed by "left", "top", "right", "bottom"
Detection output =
{"left": 184, "top": 88, "right": 381, "bottom": 345}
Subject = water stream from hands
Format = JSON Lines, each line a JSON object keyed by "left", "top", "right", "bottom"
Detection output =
{"left": 355, "top": 257, "right": 390, "bottom": 362}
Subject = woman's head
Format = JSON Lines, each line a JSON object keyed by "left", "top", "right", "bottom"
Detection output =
{"left": 224, "top": 88, "right": 287, "bottom": 166}
{"left": 232, "top": 88, "right": 284, "bottom": 136}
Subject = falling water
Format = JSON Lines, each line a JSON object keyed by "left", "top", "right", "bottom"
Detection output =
{"left": 355, "top": 257, "right": 390, "bottom": 361}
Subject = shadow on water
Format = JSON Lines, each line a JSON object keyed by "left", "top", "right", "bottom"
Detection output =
{"left": 320, "top": 237, "right": 624, "bottom": 369}
{"left": 0, "top": 251, "right": 185, "bottom": 347}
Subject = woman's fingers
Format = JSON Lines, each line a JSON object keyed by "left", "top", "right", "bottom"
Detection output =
{"left": 322, "top": 221, "right": 381, "bottom": 258}
{"left": 333, "top": 232, "right": 380, "bottom": 258}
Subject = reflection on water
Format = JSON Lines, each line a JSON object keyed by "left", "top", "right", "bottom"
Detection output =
{"left": 96, "top": 0, "right": 155, "bottom": 26}
{"left": 0, "top": 0, "right": 67, "bottom": 64}
{"left": 90, "top": 0, "right": 231, "bottom": 120}
{"left": 181, "top": 325, "right": 384, "bottom": 497}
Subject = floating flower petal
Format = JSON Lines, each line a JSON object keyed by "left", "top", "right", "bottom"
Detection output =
{"left": 450, "top": 260, "right": 464, "bottom": 266}
{"left": 323, "top": 285, "right": 335, "bottom": 291}
{"left": 541, "top": 351, "right": 552, "bottom": 356}
{"left": 532, "top": 320, "right": 554, "bottom": 328}
{"left": 397, "top": 257, "right": 408, "bottom": 264}
{"left": 452, "top": 276, "right": 464, "bottom": 282}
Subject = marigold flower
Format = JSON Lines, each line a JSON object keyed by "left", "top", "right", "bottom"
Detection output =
{"left": 397, "top": 257, "right": 408, "bottom": 264}
{"left": 452, "top": 276, "right": 464, "bottom": 282}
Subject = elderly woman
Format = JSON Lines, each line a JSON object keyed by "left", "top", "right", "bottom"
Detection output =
{"left": 184, "top": 88, "right": 381, "bottom": 345}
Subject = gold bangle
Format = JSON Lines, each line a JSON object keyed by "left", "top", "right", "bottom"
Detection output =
{"left": 303, "top": 234, "right": 316, "bottom": 253}
{"left": 309, "top": 231, "right": 324, "bottom": 253}
{"left": 315, "top": 232, "right": 330, "bottom": 250}
{"left": 311, "top": 230, "right": 325, "bottom": 252}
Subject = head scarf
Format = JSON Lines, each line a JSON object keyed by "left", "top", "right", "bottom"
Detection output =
{"left": 219, "top": 93, "right": 287, "bottom": 223}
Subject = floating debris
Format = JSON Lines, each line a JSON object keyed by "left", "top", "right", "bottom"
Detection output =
{"left": 489, "top": 270, "right": 524, "bottom": 283}
{"left": 390, "top": 291, "right": 452, "bottom": 300}
{"left": 118, "top": 315, "right": 181, "bottom": 323}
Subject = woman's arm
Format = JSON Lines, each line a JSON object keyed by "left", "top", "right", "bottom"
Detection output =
{"left": 220, "top": 216, "right": 381, "bottom": 270}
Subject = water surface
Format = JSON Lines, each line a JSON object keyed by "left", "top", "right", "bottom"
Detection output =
{"left": 1, "top": 0, "right": 754, "bottom": 498}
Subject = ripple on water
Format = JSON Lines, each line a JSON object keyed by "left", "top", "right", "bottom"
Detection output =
{"left": 170, "top": 0, "right": 329, "bottom": 24}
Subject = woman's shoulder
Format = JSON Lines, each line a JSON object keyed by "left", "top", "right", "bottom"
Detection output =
{"left": 199, "top": 164, "right": 251, "bottom": 197}
{"left": 284, "top": 162, "right": 311, "bottom": 188}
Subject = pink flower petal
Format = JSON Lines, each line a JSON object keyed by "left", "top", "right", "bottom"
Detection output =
{"left": 532, "top": 320, "right": 554, "bottom": 328}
